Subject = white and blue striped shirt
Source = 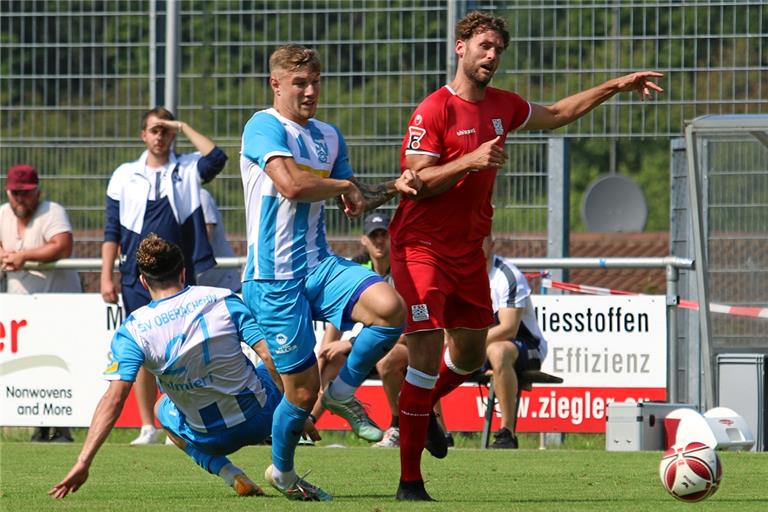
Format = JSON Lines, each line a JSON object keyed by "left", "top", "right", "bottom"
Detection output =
{"left": 103, "top": 286, "right": 269, "bottom": 433}
{"left": 489, "top": 255, "right": 549, "bottom": 360}
{"left": 239, "top": 108, "right": 353, "bottom": 280}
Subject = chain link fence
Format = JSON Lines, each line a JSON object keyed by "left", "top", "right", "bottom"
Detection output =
{"left": 1, "top": 1, "right": 766, "bottom": 252}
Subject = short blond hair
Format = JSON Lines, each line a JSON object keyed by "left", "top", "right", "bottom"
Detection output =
{"left": 269, "top": 44, "right": 321, "bottom": 75}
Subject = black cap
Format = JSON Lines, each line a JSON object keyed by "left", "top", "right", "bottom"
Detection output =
{"left": 363, "top": 212, "right": 390, "bottom": 235}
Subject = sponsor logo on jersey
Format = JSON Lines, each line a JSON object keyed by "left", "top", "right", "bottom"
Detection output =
{"left": 456, "top": 128, "right": 476, "bottom": 136}
{"left": 160, "top": 373, "right": 214, "bottom": 392}
{"left": 103, "top": 361, "right": 119, "bottom": 374}
{"left": 492, "top": 118, "right": 504, "bottom": 135}
{"left": 411, "top": 304, "right": 430, "bottom": 322}
{"left": 275, "top": 345, "right": 297, "bottom": 355}
{"left": 407, "top": 126, "right": 426, "bottom": 150}
{"left": 414, "top": 114, "right": 423, "bottom": 126}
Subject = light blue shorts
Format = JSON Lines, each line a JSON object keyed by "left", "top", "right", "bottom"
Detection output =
{"left": 157, "top": 365, "right": 281, "bottom": 456}
{"left": 242, "top": 255, "right": 382, "bottom": 374}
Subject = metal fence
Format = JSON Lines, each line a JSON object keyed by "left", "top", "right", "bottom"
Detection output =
{"left": 671, "top": 116, "right": 768, "bottom": 405}
{"left": 1, "top": 1, "right": 767, "bottom": 249}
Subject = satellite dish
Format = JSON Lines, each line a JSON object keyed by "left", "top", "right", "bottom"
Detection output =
{"left": 582, "top": 174, "right": 647, "bottom": 232}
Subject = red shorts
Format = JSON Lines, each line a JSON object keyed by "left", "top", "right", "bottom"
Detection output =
{"left": 391, "top": 244, "right": 493, "bottom": 333}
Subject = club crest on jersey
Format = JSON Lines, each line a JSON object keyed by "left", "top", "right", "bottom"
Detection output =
{"left": 414, "top": 114, "right": 423, "bottom": 126}
{"left": 411, "top": 304, "right": 429, "bottom": 322}
{"left": 275, "top": 333, "right": 296, "bottom": 355}
{"left": 407, "top": 126, "right": 426, "bottom": 150}
{"left": 492, "top": 118, "right": 504, "bottom": 135}
{"left": 314, "top": 140, "right": 329, "bottom": 163}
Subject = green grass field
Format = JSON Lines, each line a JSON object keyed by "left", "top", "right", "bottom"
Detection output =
{"left": 1, "top": 429, "right": 766, "bottom": 511}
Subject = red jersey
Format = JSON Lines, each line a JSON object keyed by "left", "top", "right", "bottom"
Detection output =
{"left": 389, "top": 85, "right": 530, "bottom": 258}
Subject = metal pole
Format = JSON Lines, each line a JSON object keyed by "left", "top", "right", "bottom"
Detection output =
{"left": 446, "top": 1, "right": 457, "bottom": 83}
{"left": 149, "top": 0, "right": 157, "bottom": 108}
{"left": 24, "top": 256, "right": 694, "bottom": 272}
{"left": 666, "top": 264, "right": 680, "bottom": 402}
{"left": 547, "top": 138, "right": 570, "bottom": 284}
{"left": 685, "top": 123, "right": 715, "bottom": 411}
{"left": 545, "top": 137, "right": 569, "bottom": 448}
{"left": 164, "top": 0, "right": 179, "bottom": 115}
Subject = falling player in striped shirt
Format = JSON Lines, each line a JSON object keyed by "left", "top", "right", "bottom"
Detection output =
{"left": 50, "top": 234, "right": 288, "bottom": 500}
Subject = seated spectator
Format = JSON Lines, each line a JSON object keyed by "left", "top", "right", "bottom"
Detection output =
{"left": 0, "top": 163, "right": 81, "bottom": 442}
{"left": 308, "top": 212, "right": 451, "bottom": 448}
{"left": 482, "top": 235, "right": 549, "bottom": 449}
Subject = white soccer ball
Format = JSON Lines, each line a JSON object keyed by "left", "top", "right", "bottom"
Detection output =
{"left": 659, "top": 441, "right": 722, "bottom": 502}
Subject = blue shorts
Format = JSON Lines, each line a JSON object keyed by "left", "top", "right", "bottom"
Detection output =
{"left": 482, "top": 339, "right": 543, "bottom": 374}
{"left": 156, "top": 365, "right": 281, "bottom": 456}
{"left": 242, "top": 255, "right": 382, "bottom": 374}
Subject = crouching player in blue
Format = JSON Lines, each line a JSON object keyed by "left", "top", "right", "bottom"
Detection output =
{"left": 49, "top": 233, "right": 298, "bottom": 500}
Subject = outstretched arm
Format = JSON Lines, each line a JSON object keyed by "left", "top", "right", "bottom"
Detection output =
{"left": 525, "top": 71, "right": 664, "bottom": 131}
{"left": 347, "top": 169, "right": 421, "bottom": 212}
{"left": 48, "top": 380, "right": 132, "bottom": 499}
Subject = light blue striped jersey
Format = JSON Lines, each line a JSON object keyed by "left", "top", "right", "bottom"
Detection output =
{"left": 103, "top": 285, "right": 270, "bottom": 433}
{"left": 239, "top": 108, "right": 354, "bottom": 280}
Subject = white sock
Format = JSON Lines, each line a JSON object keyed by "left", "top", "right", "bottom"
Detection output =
{"left": 443, "top": 348, "right": 476, "bottom": 375}
{"left": 404, "top": 366, "right": 438, "bottom": 389}
{"left": 218, "top": 463, "right": 243, "bottom": 486}
{"left": 272, "top": 466, "right": 298, "bottom": 489}
{"left": 327, "top": 378, "right": 356, "bottom": 401}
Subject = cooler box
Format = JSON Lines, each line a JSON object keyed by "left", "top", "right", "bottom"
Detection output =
{"left": 605, "top": 402, "right": 697, "bottom": 451}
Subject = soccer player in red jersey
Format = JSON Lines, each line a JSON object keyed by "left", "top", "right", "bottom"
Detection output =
{"left": 389, "top": 11, "right": 663, "bottom": 501}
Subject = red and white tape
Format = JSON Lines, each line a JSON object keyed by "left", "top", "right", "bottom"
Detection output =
{"left": 541, "top": 278, "right": 768, "bottom": 320}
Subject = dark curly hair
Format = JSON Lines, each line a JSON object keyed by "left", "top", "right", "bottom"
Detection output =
{"left": 136, "top": 233, "right": 184, "bottom": 286}
{"left": 455, "top": 11, "right": 510, "bottom": 49}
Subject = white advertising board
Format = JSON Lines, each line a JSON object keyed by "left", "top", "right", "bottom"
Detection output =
{"left": 536, "top": 295, "right": 667, "bottom": 387}
{"left": 0, "top": 293, "right": 667, "bottom": 431}
{"left": 0, "top": 294, "right": 120, "bottom": 426}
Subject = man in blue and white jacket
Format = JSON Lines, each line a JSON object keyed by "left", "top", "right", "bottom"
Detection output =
{"left": 100, "top": 107, "right": 228, "bottom": 444}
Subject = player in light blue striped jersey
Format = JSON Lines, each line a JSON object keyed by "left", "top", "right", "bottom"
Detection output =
{"left": 239, "top": 44, "right": 420, "bottom": 501}
{"left": 50, "top": 234, "right": 296, "bottom": 500}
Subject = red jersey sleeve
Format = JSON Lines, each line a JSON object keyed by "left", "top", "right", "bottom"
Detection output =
{"left": 403, "top": 88, "right": 448, "bottom": 159}
{"left": 500, "top": 90, "right": 532, "bottom": 132}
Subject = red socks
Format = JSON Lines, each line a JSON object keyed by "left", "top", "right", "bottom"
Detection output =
{"left": 398, "top": 380, "right": 432, "bottom": 482}
{"left": 430, "top": 357, "right": 471, "bottom": 406}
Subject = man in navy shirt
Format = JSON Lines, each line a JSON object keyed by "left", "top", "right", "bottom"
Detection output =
{"left": 100, "top": 107, "right": 227, "bottom": 445}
